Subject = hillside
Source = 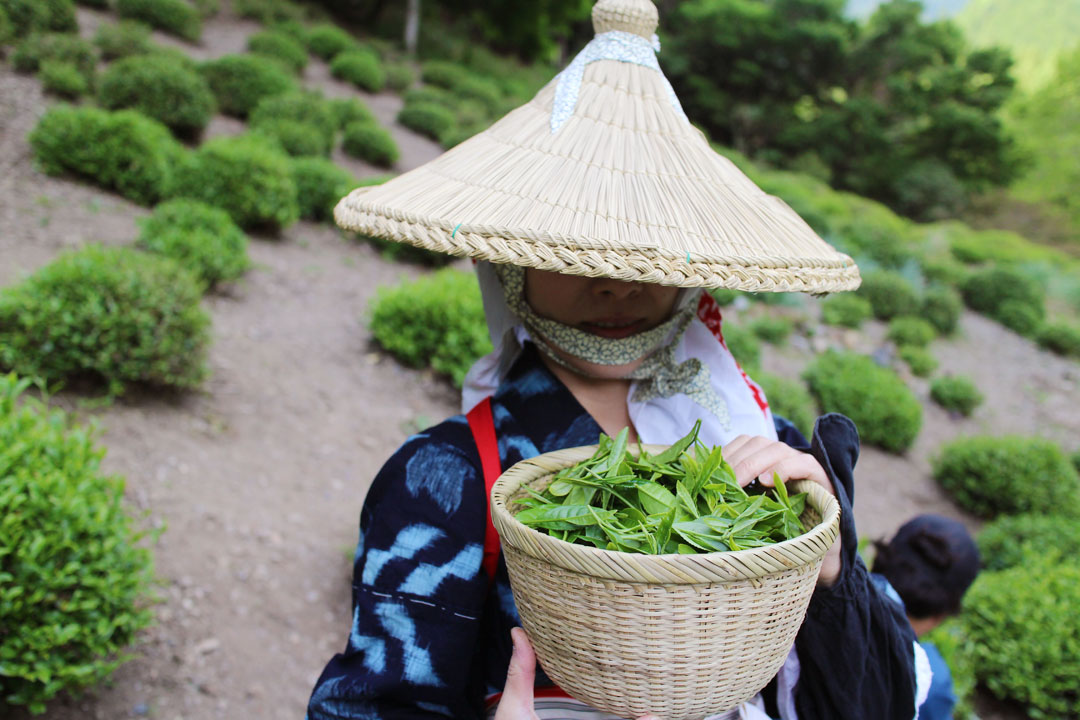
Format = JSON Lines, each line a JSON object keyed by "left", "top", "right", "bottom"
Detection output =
{"left": 955, "top": 0, "right": 1080, "bottom": 88}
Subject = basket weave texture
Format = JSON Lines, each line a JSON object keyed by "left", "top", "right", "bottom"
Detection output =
{"left": 490, "top": 445, "right": 842, "bottom": 720}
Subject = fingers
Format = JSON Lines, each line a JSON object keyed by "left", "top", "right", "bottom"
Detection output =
{"left": 494, "top": 628, "right": 537, "bottom": 720}
{"left": 724, "top": 436, "right": 832, "bottom": 494}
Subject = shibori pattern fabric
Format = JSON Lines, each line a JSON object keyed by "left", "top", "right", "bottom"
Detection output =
{"left": 306, "top": 347, "right": 921, "bottom": 720}
{"left": 332, "top": 0, "right": 861, "bottom": 293}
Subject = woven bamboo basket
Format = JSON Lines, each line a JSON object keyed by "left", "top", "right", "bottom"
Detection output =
{"left": 490, "top": 444, "right": 842, "bottom": 720}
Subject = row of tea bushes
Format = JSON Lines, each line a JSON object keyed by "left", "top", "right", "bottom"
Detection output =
{"left": 0, "top": 374, "right": 156, "bottom": 714}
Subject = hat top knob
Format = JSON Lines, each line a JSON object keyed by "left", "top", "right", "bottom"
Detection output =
{"left": 591, "top": 0, "right": 659, "bottom": 40}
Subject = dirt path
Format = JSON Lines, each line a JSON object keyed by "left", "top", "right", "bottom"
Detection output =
{"left": 3, "top": 8, "right": 1079, "bottom": 720}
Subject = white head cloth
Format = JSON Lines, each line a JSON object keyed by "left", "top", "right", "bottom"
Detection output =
{"left": 462, "top": 262, "right": 777, "bottom": 448}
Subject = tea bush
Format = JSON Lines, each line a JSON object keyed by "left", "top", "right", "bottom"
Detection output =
{"left": 12, "top": 32, "right": 96, "bottom": 86}
{"left": 253, "top": 119, "right": 328, "bottom": 157}
{"left": 330, "top": 49, "right": 385, "bottom": 92}
{"left": 748, "top": 316, "right": 793, "bottom": 345}
{"left": 0, "top": 6, "right": 13, "bottom": 46}
{"left": 887, "top": 317, "right": 936, "bottom": 348}
{"left": 397, "top": 101, "right": 454, "bottom": 143}
{"left": 1036, "top": 321, "right": 1080, "bottom": 359}
{"left": 960, "top": 266, "right": 1045, "bottom": 328}
{"left": 116, "top": 0, "right": 201, "bottom": 42}
{"left": 898, "top": 345, "right": 937, "bottom": 377}
{"left": 199, "top": 53, "right": 295, "bottom": 118}
{"left": 820, "top": 293, "right": 871, "bottom": 328}
{"left": 0, "top": 0, "right": 47, "bottom": 37}
{"left": 342, "top": 121, "right": 398, "bottom": 167}
{"left": 250, "top": 91, "right": 336, "bottom": 156}
{"left": 266, "top": 19, "right": 306, "bottom": 43}
{"left": 920, "top": 286, "right": 963, "bottom": 336}
{"left": 370, "top": 269, "right": 492, "bottom": 387}
{"left": 363, "top": 234, "right": 454, "bottom": 267}
{"left": 40, "top": 59, "right": 86, "bottom": 97}
{"left": 328, "top": 96, "right": 375, "bottom": 128}
{"left": 977, "top": 513, "right": 1080, "bottom": 572}
{"left": 234, "top": 0, "right": 305, "bottom": 24}
{"left": 929, "top": 375, "right": 982, "bottom": 416}
{"left": 173, "top": 135, "right": 298, "bottom": 231}
{"left": 403, "top": 85, "right": 457, "bottom": 111}
{"left": 290, "top": 157, "right": 361, "bottom": 222}
{"left": 919, "top": 255, "right": 970, "bottom": 288}
{"left": 384, "top": 62, "right": 414, "bottom": 92}
{"left": 421, "top": 60, "right": 469, "bottom": 90}
{"left": 76, "top": 0, "right": 110, "bottom": 7}
{"left": 709, "top": 288, "right": 739, "bottom": 306}
{"left": 961, "top": 558, "right": 1080, "bottom": 718}
{"left": 0, "top": 374, "right": 156, "bottom": 714}
{"left": 755, "top": 372, "right": 816, "bottom": 439}
{"left": 933, "top": 435, "right": 1080, "bottom": 518}
{"left": 305, "top": 23, "right": 355, "bottom": 60}
{"left": 722, "top": 325, "right": 761, "bottom": 372}
{"left": 98, "top": 54, "right": 215, "bottom": 139}
{"left": 0, "top": 245, "right": 210, "bottom": 392}
{"left": 94, "top": 20, "right": 152, "bottom": 60}
{"left": 137, "top": 199, "right": 250, "bottom": 289}
{"left": 857, "top": 270, "right": 921, "bottom": 321}
{"left": 995, "top": 300, "right": 1043, "bottom": 338}
{"left": 247, "top": 29, "right": 306, "bottom": 73}
{"left": 41, "top": 0, "right": 77, "bottom": 32}
{"left": 803, "top": 351, "right": 922, "bottom": 453}
{"left": 30, "top": 105, "right": 185, "bottom": 205}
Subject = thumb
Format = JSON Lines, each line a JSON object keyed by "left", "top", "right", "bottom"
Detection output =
{"left": 499, "top": 627, "right": 536, "bottom": 714}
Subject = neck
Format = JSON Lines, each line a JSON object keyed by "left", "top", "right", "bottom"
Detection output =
{"left": 907, "top": 614, "right": 946, "bottom": 638}
{"left": 539, "top": 353, "right": 637, "bottom": 442}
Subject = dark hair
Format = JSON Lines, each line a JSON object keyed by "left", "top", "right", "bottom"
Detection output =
{"left": 872, "top": 514, "right": 980, "bottom": 619}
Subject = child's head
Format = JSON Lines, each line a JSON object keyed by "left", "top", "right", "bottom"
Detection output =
{"left": 872, "top": 514, "right": 980, "bottom": 620}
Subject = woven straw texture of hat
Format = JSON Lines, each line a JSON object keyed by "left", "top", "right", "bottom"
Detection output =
{"left": 335, "top": 0, "right": 860, "bottom": 293}
{"left": 490, "top": 445, "right": 842, "bottom": 720}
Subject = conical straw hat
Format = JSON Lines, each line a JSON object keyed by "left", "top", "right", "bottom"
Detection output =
{"left": 335, "top": 0, "right": 860, "bottom": 292}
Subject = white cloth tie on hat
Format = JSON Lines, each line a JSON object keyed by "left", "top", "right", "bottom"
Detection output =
{"left": 550, "top": 30, "right": 688, "bottom": 133}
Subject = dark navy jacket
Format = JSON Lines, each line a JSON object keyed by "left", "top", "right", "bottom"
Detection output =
{"left": 307, "top": 344, "right": 917, "bottom": 720}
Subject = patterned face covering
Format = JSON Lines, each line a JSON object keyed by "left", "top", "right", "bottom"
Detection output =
{"left": 494, "top": 264, "right": 731, "bottom": 430}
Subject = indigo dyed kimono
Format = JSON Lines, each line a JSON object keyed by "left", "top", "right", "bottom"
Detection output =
{"left": 307, "top": 344, "right": 918, "bottom": 720}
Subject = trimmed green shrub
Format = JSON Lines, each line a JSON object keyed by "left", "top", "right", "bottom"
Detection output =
{"left": 342, "top": 121, "right": 398, "bottom": 167}
{"left": 370, "top": 268, "right": 492, "bottom": 387}
{"left": 144, "top": 44, "right": 199, "bottom": 72}
{"left": 0, "top": 374, "right": 156, "bottom": 714}
{"left": 31, "top": 0, "right": 78, "bottom": 32}
{"left": 192, "top": 0, "right": 218, "bottom": 17}
{"left": 12, "top": 32, "right": 95, "bottom": 86}
{"left": 996, "top": 300, "right": 1043, "bottom": 338}
{"left": 115, "top": 0, "right": 201, "bottom": 42}
{"left": 920, "top": 286, "right": 963, "bottom": 336}
{"left": 234, "top": 0, "right": 306, "bottom": 24}
{"left": 384, "top": 62, "right": 414, "bottom": 92}
{"left": 919, "top": 255, "right": 970, "bottom": 288}
{"left": 330, "top": 49, "right": 385, "bottom": 92}
{"left": 174, "top": 135, "right": 298, "bottom": 231}
{"left": 290, "top": 157, "right": 360, "bottom": 222}
{"left": 820, "top": 293, "right": 871, "bottom": 328}
{"left": 1072, "top": 450, "right": 1080, "bottom": 476}
{"left": 403, "top": 85, "right": 457, "bottom": 111}
{"left": 722, "top": 325, "right": 761, "bottom": 372}
{"left": 0, "top": 245, "right": 210, "bottom": 392}
{"left": 887, "top": 317, "right": 936, "bottom": 348}
{"left": 397, "top": 101, "right": 454, "bottom": 143}
{"left": 94, "top": 20, "right": 152, "bottom": 60}
{"left": 1036, "top": 321, "right": 1080, "bottom": 359}
{"left": 709, "top": 288, "right": 739, "bottom": 306}
{"left": 305, "top": 23, "right": 354, "bottom": 60}
{"left": 250, "top": 91, "right": 336, "bottom": 155}
{"left": 137, "top": 199, "right": 250, "bottom": 288}
{"left": 933, "top": 435, "right": 1080, "bottom": 518}
{"left": 30, "top": 105, "right": 185, "bottom": 205}
{"left": 328, "top": 96, "right": 375, "bottom": 128}
{"left": 856, "top": 270, "right": 921, "bottom": 321}
{"left": 803, "top": 351, "right": 922, "bottom": 453}
{"left": 960, "top": 266, "right": 1045, "bottom": 328}
{"left": 247, "top": 29, "right": 307, "bottom": 73}
{"left": 251, "top": 119, "right": 328, "bottom": 157}
{"left": 40, "top": 59, "right": 86, "bottom": 97}
{"left": 0, "top": 7, "right": 12, "bottom": 46}
{"left": 977, "top": 513, "right": 1080, "bottom": 572}
{"left": 363, "top": 234, "right": 454, "bottom": 267}
{"left": 748, "top": 316, "right": 793, "bottom": 345}
{"left": 421, "top": 60, "right": 468, "bottom": 90}
{"left": 76, "top": 0, "right": 110, "bottom": 7}
{"left": 98, "top": 54, "right": 215, "bottom": 138}
{"left": 0, "top": 0, "right": 47, "bottom": 37}
{"left": 755, "top": 372, "right": 817, "bottom": 439}
{"left": 929, "top": 375, "right": 982, "bottom": 416}
{"left": 199, "top": 53, "right": 295, "bottom": 118}
{"left": 266, "top": 18, "right": 306, "bottom": 43}
{"left": 898, "top": 345, "right": 937, "bottom": 377}
{"left": 961, "top": 558, "right": 1080, "bottom": 718}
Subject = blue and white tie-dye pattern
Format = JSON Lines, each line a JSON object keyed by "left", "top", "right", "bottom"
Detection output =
{"left": 306, "top": 344, "right": 812, "bottom": 720}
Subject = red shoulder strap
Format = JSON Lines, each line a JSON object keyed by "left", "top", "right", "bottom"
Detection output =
{"left": 466, "top": 397, "right": 502, "bottom": 582}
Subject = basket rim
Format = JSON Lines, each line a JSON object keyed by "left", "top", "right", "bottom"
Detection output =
{"left": 491, "top": 443, "right": 842, "bottom": 584}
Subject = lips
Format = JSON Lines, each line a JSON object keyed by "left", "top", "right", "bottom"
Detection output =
{"left": 579, "top": 318, "right": 646, "bottom": 339}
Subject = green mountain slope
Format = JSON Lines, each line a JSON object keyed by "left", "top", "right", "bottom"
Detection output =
{"left": 955, "top": 0, "right": 1080, "bottom": 89}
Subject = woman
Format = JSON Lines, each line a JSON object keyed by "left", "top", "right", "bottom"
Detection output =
{"left": 309, "top": 1, "right": 925, "bottom": 717}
